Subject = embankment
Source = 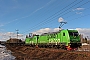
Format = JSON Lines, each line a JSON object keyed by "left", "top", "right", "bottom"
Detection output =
{"left": 6, "top": 45, "right": 90, "bottom": 60}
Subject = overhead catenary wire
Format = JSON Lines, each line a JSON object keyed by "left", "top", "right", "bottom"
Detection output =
{"left": 22, "top": 0, "right": 79, "bottom": 34}
{"left": 49, "top": 0, "right": 90, "bottom": 25}
{"left": 36, "top": 0, "right": 90, "bottom": 29}
{"left": 22, "top": 0, "right": 90, "bottom": 34}
{"left": 22, "top": 0, "right": 83, "bottom": 33}
{"left": 22, "top": 0, "right": 85, "bottom": 34}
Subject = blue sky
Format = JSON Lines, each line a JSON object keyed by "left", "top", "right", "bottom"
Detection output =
{"left": 0, "top": 0, "right": 90, "bottom": 41}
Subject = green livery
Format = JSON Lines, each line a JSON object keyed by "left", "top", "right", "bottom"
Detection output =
{"left": 25, "top": 29, "right": 81, "bottom": 49}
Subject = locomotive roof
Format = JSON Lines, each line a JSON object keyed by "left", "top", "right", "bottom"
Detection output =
{"left": 36, "top": 29, "right": 78, "bottom": 36}
{"left": 67, "top": 30, "right": 78, "bottom": 32}
{"left": 41, "top": 30, "right": 61, "bottom": 36}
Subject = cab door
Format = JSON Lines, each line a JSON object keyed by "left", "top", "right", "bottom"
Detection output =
{"left": 62, "top": 32, "right": 66, "bottom": 42}
{"left": 61, "top": 30, "right": 68, "bottom": 45}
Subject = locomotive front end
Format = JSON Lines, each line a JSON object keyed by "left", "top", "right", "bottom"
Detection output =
{"left": 68, "top": 30, "right": 82, "bottom": 50}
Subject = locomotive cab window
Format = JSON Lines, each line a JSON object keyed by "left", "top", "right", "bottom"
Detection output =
{"left": 69, "top": 32, "right": 79, "bottom": 36}
{"left": 63, "top": 33, "right": 65, "bottom": 36}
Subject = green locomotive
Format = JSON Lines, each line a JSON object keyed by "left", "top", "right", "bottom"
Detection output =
{"left": 25, "top": 29, "right": 81, "bottom": 50}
